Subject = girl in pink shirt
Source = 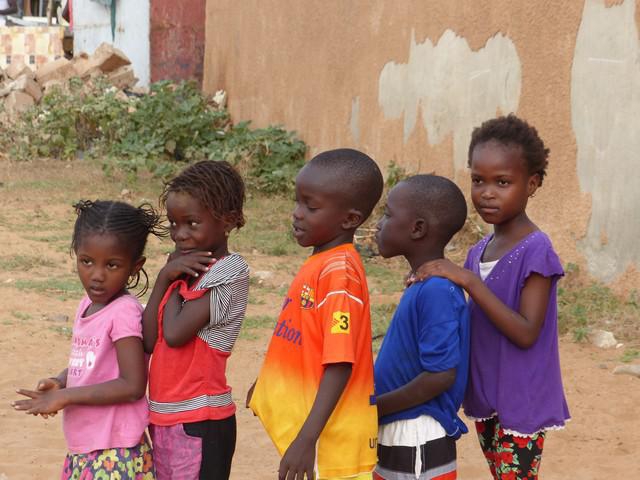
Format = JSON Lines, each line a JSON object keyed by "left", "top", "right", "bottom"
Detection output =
{"left": 13, "top": 200, "right": 165, "bottom": 480}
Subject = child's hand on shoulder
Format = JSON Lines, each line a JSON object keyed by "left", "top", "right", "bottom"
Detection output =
{"left": 161, "top": 250, "right": 216, "bottom": 282}
{"left": 410, "top": 259, "right": 470, "bottom": 288}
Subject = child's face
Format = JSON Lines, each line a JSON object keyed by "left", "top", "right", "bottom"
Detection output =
{"left": 76, "top": 233, "right": 142, "bottom": 306}
{"left": 166, "top": 192, "right": 228, "bottom": 256}
{"left": 293, "top": 166, "right": 352, "bottom": 253}
{"left": 470, "top": 141, "right": 539, "bottom": 226}
{"left": 375, "top": 182, "right": 415, "bottom": 259}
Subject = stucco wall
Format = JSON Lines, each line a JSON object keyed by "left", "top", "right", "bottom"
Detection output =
{"left": 203, "top": 0, "right": 640, "bottom": 290}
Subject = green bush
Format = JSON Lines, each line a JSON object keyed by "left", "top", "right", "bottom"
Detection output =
{"left": 0, "top": 78, "right": 307, "bottom": 194}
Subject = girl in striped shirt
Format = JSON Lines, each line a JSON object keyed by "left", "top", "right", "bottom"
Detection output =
{"left": 142, "top": 160, "right": 249, "bottom": 480}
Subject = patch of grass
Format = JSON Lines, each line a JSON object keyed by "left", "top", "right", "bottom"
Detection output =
{"left": 371, "top": 303, "right": 397, "bottom": 351}
{"left": 7, "top": 179, "right": 75, "bottom": 193}
{"left": 620, "top": 348, "right": 640, "bottom": 363}
{"left": 558, "top": 265, "right": 640, "bottom": 343}
{"left": 50, "top": 325, "right": 73, "bottom": 338}
{"left": 0, "top": 255, "right": 56, "bottom": 271}
{"left": 11, "top": 311, "right": 31, "bottom": 321}
{"left": 240, "top": 314, "right": 275, "bottom": 340}
{"left": 24, "top": 232, "right": 71, "bottom": 244}
{"left": 232, "top": 194, "right": 301, "bottom": 257}
{"left": 364, "top": 260, "right": 405, "bottom": 295}
{"left": 12, "top": 277, "right": 83, "bottom": 300}
{"left": 248, "top": 296, "right": 266, "bottom": 305}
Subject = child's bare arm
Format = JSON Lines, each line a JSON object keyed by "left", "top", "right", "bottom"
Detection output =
{"left": 278, "top": 362, "right": 352, "bottom": 480}
{"left": 376, "top": 369, "right": 456, "bottom": 418}
{"left": 418, "top": 259, "right": 550, "bottom": 348}
{"left": 142, "top": 272, "right": 172, "bottom": 353}
{"left": 142, "top": 251, "right": 214, "bottom": 352}
{"left": 13, "top": 337, "right": 146, "bottom": 415}
{"left": 161, "top": 289, "right": 211, "bottom": 347}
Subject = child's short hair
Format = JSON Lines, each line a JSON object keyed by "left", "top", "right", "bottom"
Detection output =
{"left": 161, "top": 160, "right": 245, "bottom": 230}
{"left": 468, "top": 114, "right": 550, "bottom": 185}
{"left": 403, "top": 175, "right": 467, "bottom": 245}
{"left": 307, "top": 148, "right": 383, "bottom": 220}
{"left": 71, "top": 200, "right": 165, "bottom": 294}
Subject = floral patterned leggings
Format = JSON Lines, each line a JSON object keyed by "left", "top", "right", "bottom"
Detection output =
{"left": 476, "top": 417, "right": 545, "bottom": 480}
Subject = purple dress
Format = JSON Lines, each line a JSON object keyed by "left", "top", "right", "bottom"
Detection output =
{"left": 463, "top": 230, "right": 570, "bottom": 435}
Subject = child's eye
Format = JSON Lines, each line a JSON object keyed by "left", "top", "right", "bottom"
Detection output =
{"left": 80, "top": 258, "right": 92, "bottom": 266}
{"left": 471, "top": 178, "right": 482, "bottom": 184}
{"left": 189, "top": 221, "right": 199, "bottom": 227}
{"left": 498, "top": 179, "right": 510, "bottom": 186}
{"left": 168, "top": 221, "right": 176, "bottom": 228}
{"left": 107, "top": 263, "right": 120, "bottom": 270}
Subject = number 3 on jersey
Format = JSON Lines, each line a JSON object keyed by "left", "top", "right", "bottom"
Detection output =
{"left": 331, "top": 311, "right": 350, "bottom": 334}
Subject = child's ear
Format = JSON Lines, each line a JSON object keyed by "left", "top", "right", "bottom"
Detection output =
{"left": 132, "top": 256, "right": 146, "bottom": 275}
{"left": 528, "top": 173, "right": 541, "bottom": 197}
{"left": 411, "top": 218, "right": 428, "bottom": 240}
{"left": 222, "top": 215, "right": 237, "bottom": 237}
{"left": 342, "top": 208, "right": 364, "bottom": 230}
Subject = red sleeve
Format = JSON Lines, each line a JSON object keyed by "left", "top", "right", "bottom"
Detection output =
{"left": 316, "top": 254, "right": 366, "bottom": 365}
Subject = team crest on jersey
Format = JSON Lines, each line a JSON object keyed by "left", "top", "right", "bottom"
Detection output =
{"left": 300, "top": 284, "right": 315, "bottom": 309}
{"left": 331, "top": 311, "right": 350, "bottom": 334}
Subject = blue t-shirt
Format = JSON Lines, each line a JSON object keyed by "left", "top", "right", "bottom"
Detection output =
{"left": 374, "top": 277, "right": 470, "bottom": 439}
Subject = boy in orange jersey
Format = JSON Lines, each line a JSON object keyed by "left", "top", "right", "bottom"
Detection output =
{"left": 248, "top": 148, "right": 384, "bottom": 480}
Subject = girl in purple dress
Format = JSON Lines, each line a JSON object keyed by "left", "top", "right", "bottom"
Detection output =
{"left": 416, "top": 114, "right": 570, "bottom": 479}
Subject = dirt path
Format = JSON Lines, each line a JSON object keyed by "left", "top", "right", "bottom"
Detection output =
{"left": 0, "top": 160, "right": 639, "bottom": 479}
{"left": 1, "top": 323, "right": 639, "bottom": 479}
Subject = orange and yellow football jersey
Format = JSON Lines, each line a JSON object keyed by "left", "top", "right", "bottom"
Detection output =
{"left": 250, "top": 244, "right": 378, "bottom": 478}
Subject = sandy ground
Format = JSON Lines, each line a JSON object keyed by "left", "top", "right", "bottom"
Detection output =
{"left": 1, "top": 325, "right": 639, "bottom": 479}
{"left": 0, "top": 160, "right": 639, "bottom": 479}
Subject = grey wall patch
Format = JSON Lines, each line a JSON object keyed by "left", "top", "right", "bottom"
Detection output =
{"left": 572, "top": 0, "right": 640, "bottom": 281}
{"left": 378, "top": 29, "right": 521, "bottom": 171}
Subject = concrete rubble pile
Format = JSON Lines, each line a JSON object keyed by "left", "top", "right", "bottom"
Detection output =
{"left": 0, "top": 42, "right": 139, "bottom": 118}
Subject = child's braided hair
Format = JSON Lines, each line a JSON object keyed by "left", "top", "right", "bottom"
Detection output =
{"left": 468, "top": 113, "right": 550, "bottom": 185}
{"left": 160, "top": 160, "right": 246, "bottom": 230}
{"left": 71, "top": 200, "right": 166, "bottom": 296}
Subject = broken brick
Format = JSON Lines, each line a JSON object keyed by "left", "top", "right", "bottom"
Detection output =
{"left": 6, "top": 62, "right": 34, "bottom": 80}
{"left": 107, "top": 65, "right": 137, "bottom": 89}
{"left": 36, "top": 58, "right": 78, "bottom": 85}
{"left": 87, "top": 43, "right": 131, "bottom": 74}
{"left": 11, "top": 75, "right": 43, "bottom": 102}
{"left": 5, "top": 91, "right": 35, "bottom": 117}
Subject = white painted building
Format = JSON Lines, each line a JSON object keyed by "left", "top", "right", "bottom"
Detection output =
{"left": 73, "top": 0, "right": 150, "bottom": 86}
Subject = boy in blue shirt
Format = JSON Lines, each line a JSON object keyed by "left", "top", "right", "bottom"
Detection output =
{"left": 373, "top": 174, "right": 470, "bottom": 480}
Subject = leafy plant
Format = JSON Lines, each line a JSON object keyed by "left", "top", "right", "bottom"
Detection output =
{"left": 1, "top": 79, "right": 306, "bottom": 194}
{"left": 385, "top": 160, "right": 408, "bottom": 189}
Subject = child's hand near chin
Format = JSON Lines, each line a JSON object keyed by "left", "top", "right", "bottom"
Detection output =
{"left": 161, "top": 251, "right": 216, "bottom": 282}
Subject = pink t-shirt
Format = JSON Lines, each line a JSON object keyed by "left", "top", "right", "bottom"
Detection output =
{"left": 63, "top": 293, "right": 149, "bottom": 454}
